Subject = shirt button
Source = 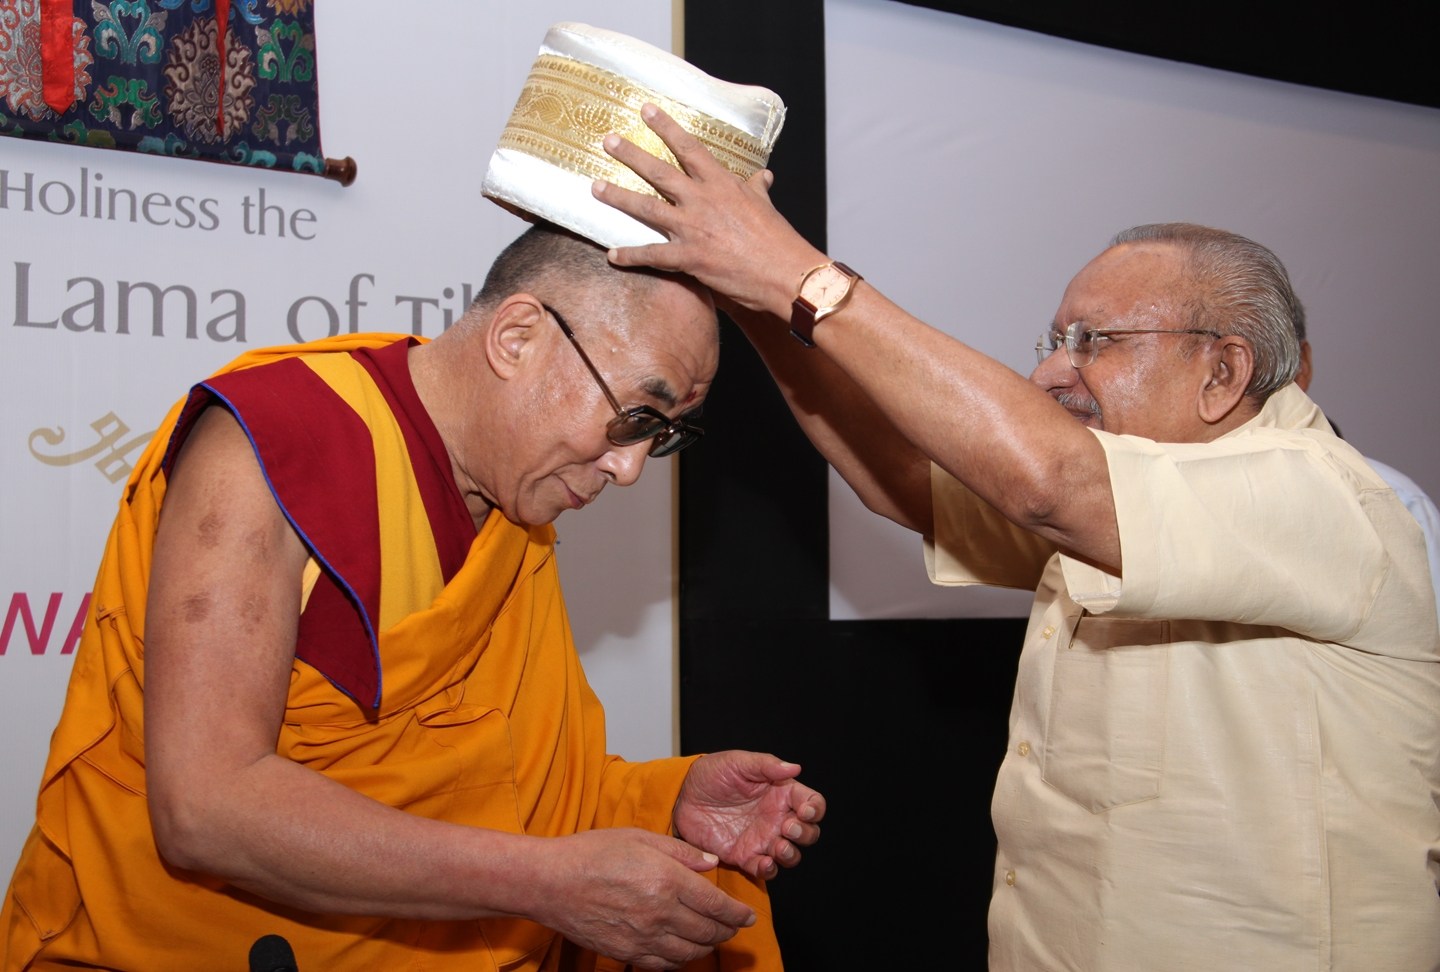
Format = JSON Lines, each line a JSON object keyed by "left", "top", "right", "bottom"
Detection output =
{"left": 1041, "top": 625, "right": 1056, "bottom": 639}
{"left": 1004, "top": 869, "right": 1017, "bottom": 886}
{"left": 1017, "top": 741, "right": 1031, "bottom": 757}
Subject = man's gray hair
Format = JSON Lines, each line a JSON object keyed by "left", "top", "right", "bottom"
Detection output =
{"left": 1110, "top": 223, "right": 1303, "bottom": 401}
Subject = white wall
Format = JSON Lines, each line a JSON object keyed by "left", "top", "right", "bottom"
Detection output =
{"left": 0, "top": 0, "right": 676, "bottom": 884}
{"left": 825, "top": 0, "right": 1440, "bottom": 619}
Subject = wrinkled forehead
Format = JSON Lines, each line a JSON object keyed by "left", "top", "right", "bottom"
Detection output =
{"left": 627, "top": 279, "right": 719, "bottom": 367}
{"left": 1058, "top": 243, "right": 1190, "bottom": 323}
{"left": 587, "top": 282, "right": 718, "bottom": 408}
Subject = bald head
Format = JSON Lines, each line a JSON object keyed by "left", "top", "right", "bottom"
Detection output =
{"left": 1108, "top": 223, "right": 1303, "bottom": 402}
{"left": 474, "top": 221, "right": 714, "bottom": 343}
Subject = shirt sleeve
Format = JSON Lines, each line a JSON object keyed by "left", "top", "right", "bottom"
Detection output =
{"left": 925, "top": 462, "right": 1056, "bottom": 590}
{"left": 1061, "top": 429, "right": 1396, "bottom": 644}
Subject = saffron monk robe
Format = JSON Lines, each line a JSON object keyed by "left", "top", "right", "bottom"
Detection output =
{"left": 0, "top": 223, "right": 825, "bottom": 972}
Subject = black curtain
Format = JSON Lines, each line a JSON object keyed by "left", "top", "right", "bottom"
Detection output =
{"left": 680, "top": 3, "right": 1019, "bottom": 965}
{"left": 896, "top": 1, "right": 1440, "bottom": 110}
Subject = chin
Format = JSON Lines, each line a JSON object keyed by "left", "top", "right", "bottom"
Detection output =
{"left": 494, "top": 498, "right": 549, "bottom": 528}
{"left": 517, "top": 507, "right": 564, "bottom": 527}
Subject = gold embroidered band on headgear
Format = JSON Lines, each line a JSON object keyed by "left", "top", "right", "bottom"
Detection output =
{"left": 500, "top": 54, "right": 772, "bottom": 195}
{"left": 483, "top": 22, "right": 786, "bottom": 249}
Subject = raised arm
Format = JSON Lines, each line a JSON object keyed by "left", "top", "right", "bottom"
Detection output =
{"left": 723, "top": 297, "right": 937, "bottom": 533}
{"left": 594, "top": 106, "right": 1119, "bottom": 568}
{"left": 143, "top": 405, "right": 756, "bottom": 967}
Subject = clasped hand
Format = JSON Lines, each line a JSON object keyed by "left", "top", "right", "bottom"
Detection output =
{"left": 534, "top": 752, "right": 822, "bottom": 969}
{"left": 673, "top": 750, "right": 825, "bottom": 880}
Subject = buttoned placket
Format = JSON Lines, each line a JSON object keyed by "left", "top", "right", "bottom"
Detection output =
{"left": 999, "top": 600, "right": 1083, "bottom": 897}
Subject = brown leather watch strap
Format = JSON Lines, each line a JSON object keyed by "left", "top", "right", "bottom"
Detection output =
{"left": 788, "top": 261, "right": 861, "bottom": 347}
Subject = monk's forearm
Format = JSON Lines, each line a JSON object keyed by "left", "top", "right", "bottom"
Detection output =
{"left": 150, "top": 753, "right": 545, "bottom": 920}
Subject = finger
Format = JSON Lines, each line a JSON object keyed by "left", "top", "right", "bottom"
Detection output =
{"left": 755, "top": 853, "right": 779, "bottom": 879}
{"left": 667, "top": 905, "right": 747, "bottom": 951}
{"left": 655, "top": 835, "right": 720, "bottom": 874}
{"left": 760, "top": 757, "right": 803, "bottom": 783}
{"left": 746, "top": 167, "right": 777, "bottom": 197}
{"left": 783, "top": 789, "right": 829, "bottom": 823}
{"left": 601, "top": 131, "right": 689, "bottom": 199}
{"left": 589, "top": 182, "right": 684, "bottom": 271}
{"left": 591, "top": 177, "right": 677, "bottom": 232}
{"left": 632, "top": 937, "right": 716, "bottom": 972}
{"left": 718, "top": 750, "right": 798, "bottom": 784}
{"left": 677, "top": 879, "right": 756, "bottom": 931}
{"left": 792, "top": 789, "right": 826, "bottom": 824}
{"left": 792, "top": 820, "right": 823, "bottom": 848}
{"left": 605, "top": 241, "right": 681, "bottom": 271}
{"left": 772, "top": 840, "right": 802, "bottom": 872}
{"left": 636, "top": 103, "right": 725, "bottom": 178}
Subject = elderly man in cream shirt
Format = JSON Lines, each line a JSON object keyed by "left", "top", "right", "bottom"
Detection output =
{"left": 594, "top": 106, "right": 1440, "bottom": 971}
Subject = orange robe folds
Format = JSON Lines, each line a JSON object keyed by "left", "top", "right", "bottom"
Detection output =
{"left": 2, "top": 335, "right": 779, "bottom": 971}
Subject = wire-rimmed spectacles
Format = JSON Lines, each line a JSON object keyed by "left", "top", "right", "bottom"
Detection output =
{"left": 544, "top": 303, "right": 703, "bottom": 458}
{"left": 1036, "top": 320, "right": 1222, "bottom": 368}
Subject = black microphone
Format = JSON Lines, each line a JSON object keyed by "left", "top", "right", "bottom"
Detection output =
{"left": 248, "top": 934, "right": 299, "bottom": 972}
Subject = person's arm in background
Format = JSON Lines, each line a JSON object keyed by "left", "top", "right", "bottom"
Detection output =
{"left": 1367, "top": 456, "right": 1440, "bottom": 615}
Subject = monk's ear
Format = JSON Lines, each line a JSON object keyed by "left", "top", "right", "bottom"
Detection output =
{"left": 1197, "top": 335, "right": 1254, "bottom": 424}
{"left": 484, "top": 296, "right": 546, "bottom": 381}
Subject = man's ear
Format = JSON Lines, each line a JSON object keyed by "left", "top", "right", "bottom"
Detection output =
{"left": 1197, "top": 335, "right": 1254, "bottom": 424}
{"left": 1296, "top": 340, "right": 1313, "bottom": 392}
{"left": 484, "top": 296, "right": 546, "bottom": 380}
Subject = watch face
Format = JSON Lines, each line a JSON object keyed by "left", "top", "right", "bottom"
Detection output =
{"left": 802, "top": 264, "right": 851, "bottom": 308}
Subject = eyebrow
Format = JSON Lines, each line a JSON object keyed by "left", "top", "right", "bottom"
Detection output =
{"left": 638, "top": 375, "right": 679, "bottom": 409}
{"left": 649, "top": 381, "right": 706, "bottom": 422}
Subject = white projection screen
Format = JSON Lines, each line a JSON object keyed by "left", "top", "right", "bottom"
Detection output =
{"left": 823, "top": 0, "right": 1440, "bottom": 620}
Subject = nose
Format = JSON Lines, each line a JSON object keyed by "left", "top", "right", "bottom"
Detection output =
{"left": 597, "top": 440, "right": 650, "bottom": 487}
{"left": 1029, "top": 346, "right": 1079, "bottom": 391}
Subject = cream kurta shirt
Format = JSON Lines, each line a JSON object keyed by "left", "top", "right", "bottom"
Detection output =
{"left": 926, "top": 384, "right": 1440, "bottom": 971}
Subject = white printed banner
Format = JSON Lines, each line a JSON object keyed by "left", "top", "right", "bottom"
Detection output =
{"left": 0, "top": 0, "right": 677, "bottom": 883}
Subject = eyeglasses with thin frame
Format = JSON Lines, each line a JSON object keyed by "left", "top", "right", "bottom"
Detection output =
{"left": 543, "top": 303, "right": 704, "bottom": 458}
{"left": 1036, "top": 320, "right": 1223, "bottom": 368}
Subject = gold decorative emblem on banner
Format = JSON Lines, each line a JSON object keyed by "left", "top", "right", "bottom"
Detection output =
{"left": 497, "top": 54, "right": 772, "bottom": 200}
{"left": 29, "top": 413, "right": 155, "bottom": 484}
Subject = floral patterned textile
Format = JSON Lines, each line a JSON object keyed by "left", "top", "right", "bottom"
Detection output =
{"left": 0, "top": 0, "right": 349, "bottom": 182}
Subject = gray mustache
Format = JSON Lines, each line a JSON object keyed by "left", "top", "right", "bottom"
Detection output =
{"left": 1054, "top": 393, "right": 1102, "bottom": 418}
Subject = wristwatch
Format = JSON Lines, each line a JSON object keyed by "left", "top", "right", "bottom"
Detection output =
{"left": 789, "top": 261, "right": 862, "bottom": 347}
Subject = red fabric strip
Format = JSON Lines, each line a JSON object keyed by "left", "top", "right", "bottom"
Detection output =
{"left": 208, "top": 358, "right": 385, "bottom": 708}
{"left": 169, "top": 359, "right": 387, "bottom": 708}
{"left": 215, "top": 0, "right": 230, "bottom": 136}
{"left": 40, "top": 0, "right": 75, "bottom": 114}
{"left": 352, "top": 340, "right": 478, "bottom": 580}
